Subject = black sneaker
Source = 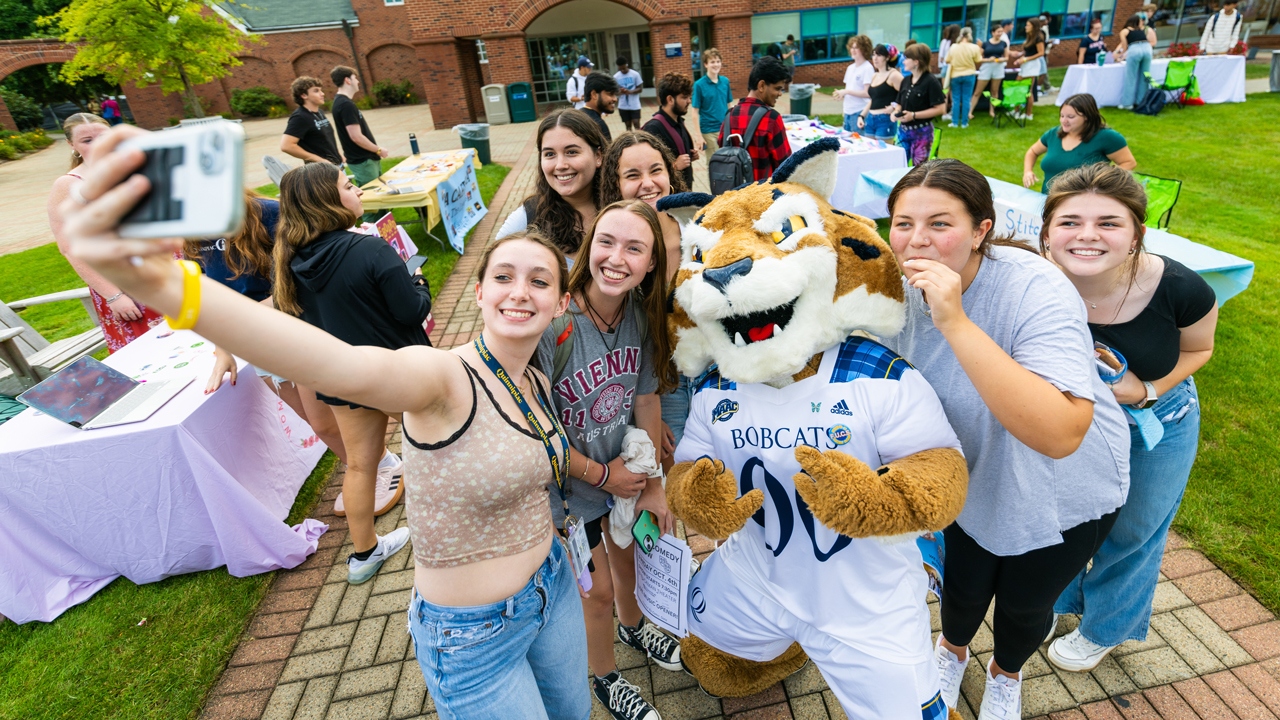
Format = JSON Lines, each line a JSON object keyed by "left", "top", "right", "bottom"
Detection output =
{"left": 592, "top": 671, "right": 661, "bottom": 720}
{"left": 617, "top": 617, "right": 682, "bottom": 671}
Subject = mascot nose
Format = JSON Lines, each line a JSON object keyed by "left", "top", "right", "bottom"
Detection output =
{"left": 702, "top": 257, "right": 753, "bottom": 296}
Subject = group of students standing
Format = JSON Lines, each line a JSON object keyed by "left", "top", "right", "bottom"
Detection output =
{"left": 57, "top": 87, "right": 1217, "bottom": 719}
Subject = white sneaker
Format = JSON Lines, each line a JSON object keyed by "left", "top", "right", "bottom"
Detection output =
{"left": 934, "top": 635, "right": 969, "bottom": 712}
{"left": 977, "top": 659, "right": 1022, "bottom": 720}
{"left": 334, "top": 451, "right": 404, "bottom": 517}
{"left": 942, "top": 112, "right": 952, "bottom": 120}
{"left": 948, "top": 122, "right": 959, "bottom": 128}
{"left": 347, "top": 527, "right": 411, "bottom": 585}
{"left": 1048, "top": 628, "right": 1117, "bottom": 672}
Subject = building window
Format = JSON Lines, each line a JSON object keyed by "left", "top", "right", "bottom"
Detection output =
{"left": 751, "top": 12, "right": 800, "bottom": 62}
{"left": 384, "top": 0, "right": 404, "bottom": 5}
{"left": 476, "top": 39, "right": 489, "bottom": 64}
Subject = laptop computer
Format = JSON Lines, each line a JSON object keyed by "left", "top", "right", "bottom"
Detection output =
{"left": 17, "top": 356, "right": 193, "bottom": 430}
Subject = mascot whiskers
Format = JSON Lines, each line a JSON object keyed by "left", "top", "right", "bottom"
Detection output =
{"left": 658, "top": 138, "right": 967, "bottom": 719}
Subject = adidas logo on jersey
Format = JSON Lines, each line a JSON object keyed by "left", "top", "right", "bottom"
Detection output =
{"left": 830, "top": 400, "right": 853, "bottom": 416}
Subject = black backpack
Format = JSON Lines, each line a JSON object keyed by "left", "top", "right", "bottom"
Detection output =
{"left": 1134, "top": 87, "right": 1165, "bottom": 116}
{"left": 708, "top": 106, "right": 767, "bottom": 196}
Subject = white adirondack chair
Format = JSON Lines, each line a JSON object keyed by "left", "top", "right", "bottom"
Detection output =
{"left": 0, "top": 288, "right": 108, "bottom": 397}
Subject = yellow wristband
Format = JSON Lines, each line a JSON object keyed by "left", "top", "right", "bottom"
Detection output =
{"left": 165, "top": 260, "right": 202, "bottom": 330}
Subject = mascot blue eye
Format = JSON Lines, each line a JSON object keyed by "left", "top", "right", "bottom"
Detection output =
{"left": 771, "top": 215, "right": 808, "bottom": 245}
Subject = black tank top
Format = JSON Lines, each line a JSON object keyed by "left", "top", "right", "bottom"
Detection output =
{"left": 868, "top": 79, "right": 898, "bottom": 110}
{"left": 1126, "top": 28, "right": 1147, "bottom": 44}
{"left": 982, "top": 39, "right": 1008, "bottom": 58}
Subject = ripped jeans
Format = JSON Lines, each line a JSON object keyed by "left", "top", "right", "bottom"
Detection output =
{"left": 408, "top": 540, "right": 590, "bottom": 720}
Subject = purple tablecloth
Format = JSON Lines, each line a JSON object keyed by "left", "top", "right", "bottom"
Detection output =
{"left": 0, "top": 325, "right": 329, "bottom": 623}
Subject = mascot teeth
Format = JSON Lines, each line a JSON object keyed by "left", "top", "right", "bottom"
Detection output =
{"left": 721, "top": 298, "right": 797, "bottom": 346}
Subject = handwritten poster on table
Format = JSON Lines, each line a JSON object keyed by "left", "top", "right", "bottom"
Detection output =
{"left": 633, "top": 534, "right": 691, "bottom": 637}
{"left": 435, "top": 149, "right": 487, "bottom": 254}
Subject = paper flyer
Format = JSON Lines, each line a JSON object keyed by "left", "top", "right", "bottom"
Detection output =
{"left": 435, "top": 150, "right": 487, "bottom": 254}
{"left": 373, "top": 212, "right": 417, "bottom": 261}
{"left": 633, "top": 534, "right": 691, "bottom": 637}
{"left": 917, "top": 530, "right": 945, "bottom": 600}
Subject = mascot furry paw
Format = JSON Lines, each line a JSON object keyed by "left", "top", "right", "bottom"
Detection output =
{"left": 658, "top": 138, "right": 967, "bottom": 719}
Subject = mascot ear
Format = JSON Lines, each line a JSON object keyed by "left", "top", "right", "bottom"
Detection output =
{"left": 657, "top": 192, "right": 714, "bottom": 227}
{"left": 771, "top": 137, "right": 840, "bottom": 202}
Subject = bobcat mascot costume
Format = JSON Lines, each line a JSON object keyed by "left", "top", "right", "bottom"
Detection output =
{"left": 657, "top": 139, "right": 968, "bottom": 719}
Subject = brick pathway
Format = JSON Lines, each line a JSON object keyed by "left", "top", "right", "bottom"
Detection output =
{"left": 199, "top": 100, "right": 1280, "bottom": 720}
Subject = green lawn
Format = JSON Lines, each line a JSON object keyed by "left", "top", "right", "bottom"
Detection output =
{"left": 821, "top": 94, "right": 1280, "bottom": 611}
{"left": 0, "top": 158, "right": 510, "bottom": 718}
{"left": 0, "top": 453, "right": 337, "bottom": 720}
{"left": 1246, "top": 62, "right": 1270, "bottom": 79}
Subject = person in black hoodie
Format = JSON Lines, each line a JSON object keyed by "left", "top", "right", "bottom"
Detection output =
{"left": 274, "top": 162, "right": 433, "bottom": 584}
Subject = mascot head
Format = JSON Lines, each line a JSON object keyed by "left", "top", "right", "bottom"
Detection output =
{"left": 658, "top": 138, "right": 904, "bottom": 385}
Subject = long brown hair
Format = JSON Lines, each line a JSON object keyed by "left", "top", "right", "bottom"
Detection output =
{"left": 566, "top": 200, "right": 676, "bottom": 394}
{"left": 62, "top": 113, "right": 109, "bottom": 170}
{"left": 184, "top": 189, "right": 275, "bottom": 281}
{"left": 888, "top": 159, "right": 1033, "bottom": 257}
{"left": 1040, "top": 163, "right": 1148, "bottom": 290}
{"left": 1058, "top": 93, "right": 1107, "bottom": 143}
{"left": 596, "top": 131, "right": 688, "bottom": 208}
{"left": 273, "top": 163, "right": 358, "bottom": 316}
{"left": 525, "top": 109, "right": 608, "bottom": 256}
{"left": 1024, "top": 18, "right": 1045, "bottom": 51}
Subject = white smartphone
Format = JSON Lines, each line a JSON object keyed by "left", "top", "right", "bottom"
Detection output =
{"left": 117, "top": 122, "right": 246, "bottom": 240}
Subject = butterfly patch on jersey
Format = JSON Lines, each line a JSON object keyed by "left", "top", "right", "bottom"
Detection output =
{"left": 829, "top": 400, "right": 853, "bottom": 416}
{"left": 712, "top": 398, "right": 740, "bottom": 424}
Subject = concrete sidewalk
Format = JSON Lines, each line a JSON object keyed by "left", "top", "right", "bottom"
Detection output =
{"left": 198, "top": 106, "right": 1280, "bottom": 720}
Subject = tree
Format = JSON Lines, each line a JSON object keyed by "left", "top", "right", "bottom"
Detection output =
{"left": 0, "top": 0, "right": 71, "bottom": 40}
{"left": 40, "top": 0, "right": 253, "bottom": 118}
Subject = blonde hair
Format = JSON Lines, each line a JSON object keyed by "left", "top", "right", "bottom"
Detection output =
{"left": 272, "top": 163, "right": 359, "bottom": 316}
{"left": 959, "top": 27, "right": 974, "bottom": 42}
{"left": 62, "top": 113, "right": 109, "bottom": 170}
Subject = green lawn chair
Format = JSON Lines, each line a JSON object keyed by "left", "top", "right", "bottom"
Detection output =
{"left": 985, "top": 79, "right": 1033, "bottom": 129}
{"left": 1132, "top": 172, "right": 1183, "bottom": 229}
{"left": 1147, "top": 59, "right": 1197, "bottom": 110}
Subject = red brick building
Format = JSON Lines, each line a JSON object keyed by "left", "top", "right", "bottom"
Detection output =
{"left": 125, "top": 0, "right": 428, "bottom": 129}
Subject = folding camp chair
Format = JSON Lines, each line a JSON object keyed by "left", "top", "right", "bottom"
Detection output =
{"left": 1132, "top": 172, "right": 1183, "bottom": 229}
{"left": 985, "top": 79, "right": 1033, "bottom": 129}
{"left": 1148, "top": 59, "right": 1197, "bottom": 110}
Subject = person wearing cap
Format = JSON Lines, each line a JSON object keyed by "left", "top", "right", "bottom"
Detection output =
{"left": 567, "top": 56, "right": 593, "bottom": 109}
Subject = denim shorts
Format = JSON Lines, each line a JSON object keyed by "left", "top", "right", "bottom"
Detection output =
{"left": 660, "top": 374, "right": 698, "bottom": 448}
{"left": 407, "top": 540, "right": 590, "bottom": 720}
{"left": 863, "top": 113, "right": 897, "bottom": 141}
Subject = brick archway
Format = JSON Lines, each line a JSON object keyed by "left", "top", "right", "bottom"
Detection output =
{"left": 0, "top": 39, "right": 81, "bottom": 131}
{"left": 504, "top": 0, "right": 667, "bottom": 30}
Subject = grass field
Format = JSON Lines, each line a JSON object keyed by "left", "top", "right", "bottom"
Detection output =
{"left": 0, "top": 158, "right": 509, "bottom": 719}
{"left": 818, "top": 93, "right": 1280, "bottom": 612}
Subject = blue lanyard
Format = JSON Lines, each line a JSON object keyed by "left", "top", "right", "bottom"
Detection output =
{"left": 472, "top": 336, "right": 572, "bottom": 511}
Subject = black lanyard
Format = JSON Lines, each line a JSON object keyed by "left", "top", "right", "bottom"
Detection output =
{"left": 472, "top": 336, "right": 573, "bottom": 514}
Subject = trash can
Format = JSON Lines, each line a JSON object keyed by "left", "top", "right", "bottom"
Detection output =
{"left": 788, "top": 83, "right": 816, "bottom": 118}
{"left": 482, "top": 84, "right": 510, "bottom": 125}
{"left": 454, "top": 123, "right": 491, "bottom": 165}
{"left": 507, "top": 82, "right": 537, "bottom": 123}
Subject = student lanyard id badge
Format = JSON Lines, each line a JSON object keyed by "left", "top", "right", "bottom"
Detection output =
{"left": 472, "top": 336, "right": 593, "bottom": 591}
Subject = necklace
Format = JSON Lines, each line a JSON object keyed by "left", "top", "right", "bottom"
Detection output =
{"left": 579, "top": 292, "right": 627, "bottom": 353}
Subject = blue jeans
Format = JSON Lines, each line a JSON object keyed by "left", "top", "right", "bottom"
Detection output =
{"left": 1054, "top": 377, "right": 1201, "bottom": 646}
{"left": 864, "top": 113, "right": 897, "bottom": 141}
{"left": 1122, "top": 42, "right": 1153, "bottom": 108}
{"left": 661, "top": 373, "right": 702, "bottom": 447}
{"left": 843, "top": 113, "right": 858, "bottom": 132}
{"left": 408, "top": 540, "right": 590, "bottom": 720}
{"left": 950, "top": 75, "right": 976, "bottom": 127}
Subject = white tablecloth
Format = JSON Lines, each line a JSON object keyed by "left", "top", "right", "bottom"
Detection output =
{"left": 788, "top": 132, "right": 907, "bottom": 218}
{"left": 1058, "top": 55, "right": 1246, "bottom": 107}
{"left": 0, "top": 325, "right": 329, "bottom": 623}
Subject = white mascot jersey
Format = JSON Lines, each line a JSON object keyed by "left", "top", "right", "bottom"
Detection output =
{"left": 674, "top": 335, "right": 962, "bottom": 665}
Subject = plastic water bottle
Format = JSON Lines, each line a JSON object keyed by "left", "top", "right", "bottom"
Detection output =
{"left": 409, "top": 132, "right": 419, "bottom": 156}
{"left": 1097, "top": 52, "right": 1106, "bottom": 66}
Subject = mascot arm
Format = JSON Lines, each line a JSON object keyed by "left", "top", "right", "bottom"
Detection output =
{"left": 667, "top": 458, "right": 765, "bottom": 540}
{"left": 791, "top": 446, "right": 968, "bottom": 539}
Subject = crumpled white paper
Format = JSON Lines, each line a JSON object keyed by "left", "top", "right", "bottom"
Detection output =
{"left": 608, "top": 425, "right": 663, "bottom": 548}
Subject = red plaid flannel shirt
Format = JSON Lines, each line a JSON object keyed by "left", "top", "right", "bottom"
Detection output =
{"left": 717, "top": 97, "right": 792, "bottom": 182}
